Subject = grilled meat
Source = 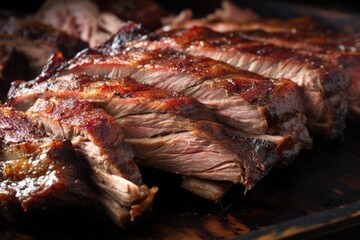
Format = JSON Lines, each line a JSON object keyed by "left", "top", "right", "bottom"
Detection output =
{"left": 162, "top": 13, "right": 360, "bottom": 122}
{"left": 46, "top": 35, "right": 312, "bottom": 164}
{"left": 113, "top": 23, "right": 348, "bottom": 139}
{"left": 0, "top": 105, "right": 94, "bottom": 216}
{"left": 8, "top": 73, "right": 277, "bottom": 199}
{"left": 214, "top": 30, "right": 360, "bottom": 122}
{"left": 26, "top": 97, "right": 156, "bottom": 227}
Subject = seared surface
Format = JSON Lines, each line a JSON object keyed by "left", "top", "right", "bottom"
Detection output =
{"left": 8, "top": 73, "right": 277, "bottom": 195}
{"left": 163, "top": 14, "right": 360, "bottom": 123}
{"left": 47, "top": 38, "right": 312, "bottom": 164}
{"left": 222, "top": 30, "right": 360, "bottom": 122}
{"left": 26, "top": 98, "right": 156, "bottom": 227}
{"left": 117, "top": 23, "right": 348, "bottom": 139}
{"left": 0, "top": 105, "right": 93, "bottom": 215}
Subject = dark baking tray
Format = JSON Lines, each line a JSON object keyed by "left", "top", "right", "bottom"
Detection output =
{"left": 1, "top": 1, "right": 360, "bottom": 239}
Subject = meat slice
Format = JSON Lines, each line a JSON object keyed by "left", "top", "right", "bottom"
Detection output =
{"left": 8, "top": 73, "right": 278, "bottom": 200}
{"left": 40, "top": 42, "right": 311, "bottom": 165}
{"left": 0, "top": 105, "right": 94, "bottom": 217}
{"left": 218, "top": 30, "right": 360, "bottom": 122}
{"left": 162, "top": 11, "right": 360, "bottom": 122}
{"left": 26, "top": 97, "right": 156, "bottom": 227}
{"left": 115, "top": 23, "right": 348, "bottom": 139}
{"left": 0, "top": 18, "right": 87, "bottom": 79}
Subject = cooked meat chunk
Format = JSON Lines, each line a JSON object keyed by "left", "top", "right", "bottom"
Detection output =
{"left": 26, "top": 97, "right": 156, "bottom": 227}
{"left": 213, "top": 29, "right": 360, "bottom": 122}
{"left": 44, "top": 36, "right": 312, "bottom": 164}
{"left": 8, "top": 73, "right": 277, "bottom": 199}
{"left": 0, "top": 105, "right": 94, "bottom": 216}
{"left": 113, "top": 23, "right": 348, "bottom": 139}
{"left": 162, "top": 10, "right": 359, "bottom": 122}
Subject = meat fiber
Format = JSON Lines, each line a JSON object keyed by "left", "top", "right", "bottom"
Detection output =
{"left": 0, "top": 105, "right": 94, "bottom": 217}
{"left": 216, "top": 30, "right": 360, "bottom": 122}
{"left": 8, "top": 73, "right": 278, "bottom": 200}
{"left": 26, "top": 97, "right": 156, "bottom": 227}
{"left": 28, "top": 35, "right": 311, "bottom": 165}
{"left": 115, "top": 23, "right": 348, "bottom": 139}
{"left": 162, "top": 13, "right": 360, "bottom": 122}
{"left": 41, "top": 38, "right": 312, "bottom": 165}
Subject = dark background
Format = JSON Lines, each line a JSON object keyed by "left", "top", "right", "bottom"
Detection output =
{"left": 1, "top": 0, "right": 360, "bottom": 15}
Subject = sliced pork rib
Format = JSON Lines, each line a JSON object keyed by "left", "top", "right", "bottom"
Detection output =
{"left": 216, "top": 30, "right": 360, "bottom": 122}
{"left": 50, "top": 40, "right": 311, "bottom": 164}
{"left": 26, "top": 97, "right": 156, "bottom": 227}
{"left": 114, "top": 23, "right": 348, "bottom": 139}
{"left": 8, "top": 73, "right": 277, "bottom": 199}
{"left": 162, "top": 11, "right": 359, "bottom": 122}
{"left": 0, "top": 105, "right": 94, "bottom": 217}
